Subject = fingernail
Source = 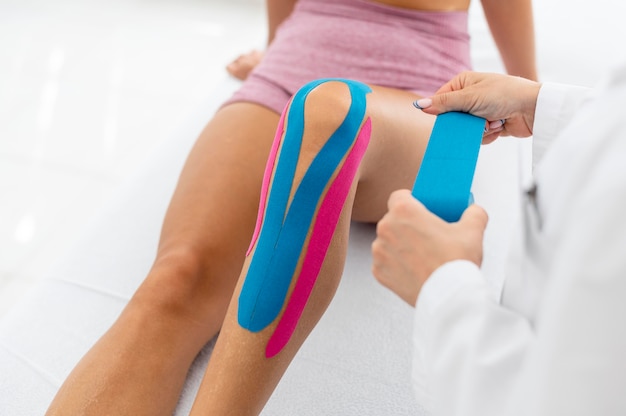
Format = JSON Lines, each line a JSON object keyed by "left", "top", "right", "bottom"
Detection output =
{"left": 413, "top": 98, "right": 432, "bottom": 110}
{"left": 489, "top": 119, "right": 505, "bottom": 129}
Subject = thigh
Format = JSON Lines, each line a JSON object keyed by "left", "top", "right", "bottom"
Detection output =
{"left": 354, "top": 85, "right": 434, "bottom": 222}
{"left": 158, "top": 102, "right": 281, "bottom": 270}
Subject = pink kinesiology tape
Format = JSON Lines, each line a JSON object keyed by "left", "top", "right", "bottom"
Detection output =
{"left": 238, "top": 78, "right": 372, "bottom": 357}
{"left": 247, "top": 107, "right": 288, "bottom": 257}
{"left": 266, "top": 117, "right": 372, "bottom": 358}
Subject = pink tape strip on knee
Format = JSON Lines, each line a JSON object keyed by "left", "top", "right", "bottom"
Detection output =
{"left": 265, "top": 117, "right": 372, "bottom": 358}
{"left": 247, "top": 106, "right": 288, "bottom": 256}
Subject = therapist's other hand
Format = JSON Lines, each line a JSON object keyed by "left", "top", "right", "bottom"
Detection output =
{"left": 226, "top": 49, "right": 264, "bottom": 80}
{"left": 372, "top": 190, "right": 488, "bottom": 306}
{"left": 415, "top": 71, "right": 541, "bottom": 144}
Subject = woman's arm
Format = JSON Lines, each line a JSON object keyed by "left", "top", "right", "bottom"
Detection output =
{"left": 227, "top": 0, "right": 297, "bottom": 80}
{"left": 266, "top": 0, "right": 298, "bottom": 44}
{"left": 480, "top": 0, "right": 537, "bottom": 80}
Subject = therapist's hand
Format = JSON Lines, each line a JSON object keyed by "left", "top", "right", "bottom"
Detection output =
{"left": 415, "top": 71, "right": 541, "bottom": 144}
{"left": 372, "top": 190, "right": 488, "bottom": 306}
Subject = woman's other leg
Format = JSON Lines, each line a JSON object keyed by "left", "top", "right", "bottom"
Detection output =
{"left": 46, "top": 102, "right": 281, "bottom": 416}
{"left": 190, "top": 80, "right": 433, "bottom": 415}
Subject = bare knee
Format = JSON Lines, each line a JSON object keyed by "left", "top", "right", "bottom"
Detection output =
{"left": 292, "top": 80, "right": 370, "bottom": 166}
{"left": 304, "top": 81, "right": 355, "bottom": 128}
{"left": 131, "top": 244, "right": 240, "bottom": 327}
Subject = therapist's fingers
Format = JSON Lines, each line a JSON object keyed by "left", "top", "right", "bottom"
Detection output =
{"left": 459, "top": 204, "right": 489, "bottom": 244}
{"left": 455, "top": 204, "right": 489, "bottom": 267}
{"left": 387, "top": 188, "right": 418, "bottom": 212}
{"left": 374, "top": 190, "right": 436, "bottom": 306}
{"left": 482, "top": 128, "right": 504, "bottom": 144}
{"left": 416, "top": 72, "right": 520, "bottom": 116}
{"left": 390, "top": 192, "right": 488, "bottom": 267}
{"left": 373, "top": 190, "right": 488, "bottom": 305}
{"left": 460, "top": 204, "right": 489, "bottom": 230}
{"left": 414, "top": 72, "right": 496, "bottom": 115}
{"left": 413, "top": 71, "right": 540, "bottom": 138}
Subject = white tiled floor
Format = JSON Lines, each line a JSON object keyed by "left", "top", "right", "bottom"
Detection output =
{"left": 0, "top": 0, "right": 265, "bottom": 317}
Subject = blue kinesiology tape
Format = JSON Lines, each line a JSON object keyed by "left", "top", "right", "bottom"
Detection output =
{"left": 412, "top": 111, "right": 485, "bottom": 222}
{"left": 238, "top": 78, "right": 372, "bottom": 332}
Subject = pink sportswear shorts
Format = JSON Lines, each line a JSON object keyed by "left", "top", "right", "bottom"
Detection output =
{"left": 223, "top": 0, "right": 471, "bottom": 114}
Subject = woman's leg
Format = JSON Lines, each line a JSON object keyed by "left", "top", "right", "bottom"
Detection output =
{"left": 189, "top": 80, "right": 434, "bottom": 415}
{"left": 46, "top": 102, "right": 282, "bottom": 416}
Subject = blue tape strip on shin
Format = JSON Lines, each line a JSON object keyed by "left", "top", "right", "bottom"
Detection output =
{"left": 238, "top": 78, "right": 372, "bottom": 332}
{"left": 411, "top": 111, "right": 485, "bottom": 222}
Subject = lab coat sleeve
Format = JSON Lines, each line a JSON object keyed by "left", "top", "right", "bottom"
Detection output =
{"left": 503, "top": 71, "right": 626, "bottom": 416}
{"left": 412, "top": 196, "right": 626, "bottom": 416}
{"left": 411, "top": 260, "right": 534, "bottom": 416}
{"left": 531, "top": 82, "right": 593, "bottom": 169}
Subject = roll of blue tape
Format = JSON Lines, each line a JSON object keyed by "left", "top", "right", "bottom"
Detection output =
{"left": 411, "top": 111, "right": 485, "bottom": 222}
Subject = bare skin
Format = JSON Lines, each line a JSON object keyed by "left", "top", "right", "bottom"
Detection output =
{"left": 47, "top": 102, "right": 281, "bottom": 416}
{"left": 46, "top": 82, "right": 433, "bottom": 415}
{"left": 48, "top": 0, "right": 537, "bottom": 413}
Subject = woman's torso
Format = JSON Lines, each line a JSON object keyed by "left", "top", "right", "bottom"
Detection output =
{"left": 249, "top": 0, "right": 472, "bottom": 99}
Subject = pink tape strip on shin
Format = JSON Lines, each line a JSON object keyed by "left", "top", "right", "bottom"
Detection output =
{"left": 265, "top": 117, "right": 372, "bottom": 358}
{"left": 247, "top": 106, "right": 289, "bottom": 256}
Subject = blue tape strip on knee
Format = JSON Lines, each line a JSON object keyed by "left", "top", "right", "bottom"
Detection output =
{"left": 411, "top": 111, "right": 485, "bottom": 222}
{"left": 238, "top": 78, "right": 372, "bottom": 332}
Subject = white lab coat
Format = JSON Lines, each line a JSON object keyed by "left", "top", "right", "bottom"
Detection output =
{"left": 412, "top": 63, "right": 626, "bottom": 416}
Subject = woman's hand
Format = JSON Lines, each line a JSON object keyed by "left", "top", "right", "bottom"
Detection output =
{"left": 415, "top": 71, "right": 541, "bottom": 144}
{"left": 372, "top": 190, "right": 488, "bottom": 306}
{"left": 226, "top": 49, "right": 264, "bottom": 81}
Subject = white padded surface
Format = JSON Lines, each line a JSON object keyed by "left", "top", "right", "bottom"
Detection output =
{"left": 0, "top": 77, "right": 428, "bottom": 415}
{"left": 0, "top": 77, "right": 429, "bottom": 414}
